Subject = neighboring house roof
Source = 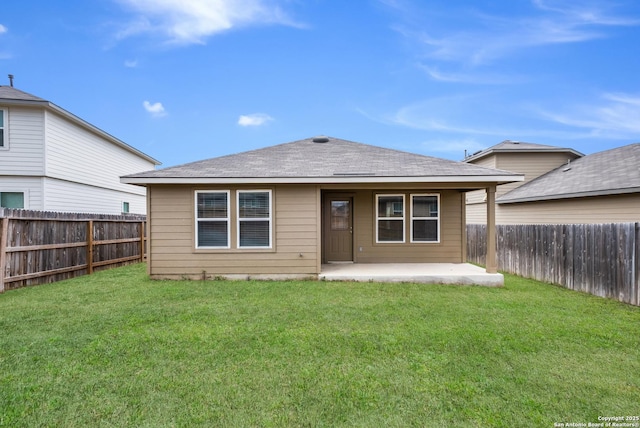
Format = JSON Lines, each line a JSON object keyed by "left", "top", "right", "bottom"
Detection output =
{"left": 122, "top": 136, "right": 524, "bottom": 185}
{"left": 0, "top": 85, "right": 160, "bottom": 165}
{"left": 0, "top": 86, "right": 46, "bottom": 102}
{"left": 498, "top": 143, "right": 640, "bottom": 204}
{"left": 464, "top": 140, "right": 583, "bottom": 163}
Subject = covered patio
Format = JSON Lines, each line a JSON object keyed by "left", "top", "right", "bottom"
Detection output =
{"left": 319, "top": 263, "right": 504, "bottom": 286}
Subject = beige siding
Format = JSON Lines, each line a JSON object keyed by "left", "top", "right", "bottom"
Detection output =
{"left": 466, "top": 201, "right": 487, "bottom": 225}
{"left": 497, "top": 194, "right": 640, "bottom": 224}
{"left": 469, "top": 157, "right": 496, "bottom": 169}
{"left": 148, "top": 184, "right": 320, "bottom": 279}
{"left": 495, "top": 152, "right": 578, "bottom": 197}
{"left": 464, "top": 157, "right": 495, "bottom": 224}
{"left": 148, "top": 184, "right": 471, "bottom": 278}
{"left": 466, "top": 151, "right": 582, "bottom": 225}
{"left": 352, "top": 189, "right": 464, "bottom": 263}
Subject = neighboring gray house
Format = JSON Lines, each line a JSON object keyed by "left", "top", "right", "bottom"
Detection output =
{"left": 0, "top": 85, "right": 159, "bottom": 214}
{"left": 494, "top": 143, "right": 640, "bottom": 224}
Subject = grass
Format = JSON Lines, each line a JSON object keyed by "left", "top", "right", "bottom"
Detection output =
{"left": 0, "top": 264, "right": 639, "bottom": 427}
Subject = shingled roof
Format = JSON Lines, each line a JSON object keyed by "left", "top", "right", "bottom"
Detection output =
{"left": 122, "top": 136, "right": 523, "bottom": 185}
{"left": 464, "top": 140, "right": 583, "bottom": 162}
{"left": 498, "top": 143, "right": 640, "bottom": 204}
{"left": 0, "top": 85, "right": 46, "bottom": 102}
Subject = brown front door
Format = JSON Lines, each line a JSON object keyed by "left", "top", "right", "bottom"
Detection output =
{"left": 324, "top": 196, "right": 353, "bottom": 262}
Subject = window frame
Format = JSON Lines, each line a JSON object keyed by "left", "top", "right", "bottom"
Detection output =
{"left": 0, "top": 108, "right": 7, "bottom": 149}
{"left": 0, "top": 191, "right": 25, "bottom": 209}
{"left": 375, "top": 194, "right": 405, "bottom": 244}
{"left": 410, "top": 193, "right": 440, "bottom": 243}
{"left": 237, "top": 189, "right": 273, "bottom": 249}
{"left": 195, "top": 190, "right": 231, "bottom": 249}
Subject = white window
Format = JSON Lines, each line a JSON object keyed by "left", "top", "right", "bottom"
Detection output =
{"left": 0, "top": 109, "right": 6, "bottom": 148}
{"left": 122, "top": 201, "right": 130, "bottom": 214}
{"left": 237, "top": 190, "right": 272, "bottom": 248}
{"left": 411, "top": 194, "right": 440, "bottom": 243}
{"left": 376, "top": 194, "right": 405, "bottom": 243}
{"left": 195, "top": 191, "right": 230, "bottom": 248}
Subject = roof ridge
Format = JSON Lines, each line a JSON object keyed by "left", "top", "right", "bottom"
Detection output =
{"left": 464, "top": 140, "right": 583, "bottom": 162}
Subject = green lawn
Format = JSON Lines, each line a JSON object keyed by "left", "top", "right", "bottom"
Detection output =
{"left": 1, "top": 264, "right": 638, "bottom": 427}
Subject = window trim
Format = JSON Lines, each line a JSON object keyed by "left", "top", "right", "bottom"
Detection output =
{"left": 237, "top": 189, "right": 273, "bottom": 249}
{"left": 410, "top": 193, "right": 440, "bottom": 244}
{"left": 375, "top": 193, "right": 405, "bottom": 244}
{"left": 0, "top": 190, "right": 25, "bottom": 209}
{"left": 0, "top": 108, "right": 7, "bottom": 150}
{"left": 195, "top": 190, "right": 231, "bottom": 249}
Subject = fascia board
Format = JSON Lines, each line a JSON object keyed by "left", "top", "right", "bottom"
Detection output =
{"left": 497, "top": 186, "right": 640, "bottom": 204}
{"left": 121, "top": 174, "right": 524, "bottom": 185}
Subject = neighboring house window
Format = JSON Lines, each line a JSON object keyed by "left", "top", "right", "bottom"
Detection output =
{"left": 122, "top": 202, "right": 130, "bottom": 214}
{"left": 0, "top": 192, "right": 24, "bottom": 209}
{"left": 238, "top": 190, "right": 272, "bottom": 248}
{"left": 0, "top": 109, "right": 5, "bottom": 148}
{"left": 195, "top": 191, "right": 230, "bottom": 248}
{"left": 411, "top": 194, "right": 440, "bottom": 243}
{"left": 376, "top": 194, "right": 405, "bottom": 243}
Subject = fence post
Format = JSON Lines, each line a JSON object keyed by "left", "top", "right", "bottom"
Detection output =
{"left": 139, "top": 220, "right": 145, "bottom": 263}
{"left": 635, "top": 223, "right": 639, "bottom": 306}
{"left": 87, "top": 220, "right": 94, "bottom": 275}
{"left": 0, "top": 217, "right": 8, "bottom": 292}
{"left": 486, "top": 186, "right": 497, "bottom": 274}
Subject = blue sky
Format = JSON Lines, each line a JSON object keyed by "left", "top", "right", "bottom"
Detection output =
{"left": 1, "top": 0, "right": 639, "bottom": 167}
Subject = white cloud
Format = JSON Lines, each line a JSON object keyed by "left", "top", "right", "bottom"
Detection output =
{"left": 124, "top": 59, "right": 138, "bottom": 68}
{"left": 0, "top": 26, "right": 10, "bottom": 59}
{"left": 418, "top": 64, "right": 526, "bottom": 85}
{"left": 143, "top": 100, "right": 167, "bottom": 117}
{"left": 381, "top": 91, "right": 640, "bottom": 144}
{"left": 387, "top": 1, "right": 639, "bottom": 69}
{"left": 378, "top": 93, "right": 586, "bottom": 143}
{"left": 535, "top": 92, "right": 640, "bottom": 137}
{"left": 238, "top": 113, "right": 273, "bottom": 126}
{"left": 532, "top": 0, "right": 640, "bottom": 26}
{"left": 114, "top": 0, "right": 302, "bottom": 45}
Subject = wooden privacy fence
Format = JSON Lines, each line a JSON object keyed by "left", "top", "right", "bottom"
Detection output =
{"left": 0, "top": 208, "right": 146, "bottom": 292}
{"left": 467, "top": 223, "right": 640, "bottom": 306}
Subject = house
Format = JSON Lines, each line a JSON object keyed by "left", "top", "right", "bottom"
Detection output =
{"left": 121, "top": 136, "right": 523, "bottom": 282}
{"left": 494, "top": 143, "right": 640, "bottom": 224}
{"left": 464, "top": 140, "right": 583, "bottom": 224}
{"left": 0, "top": 85, "right": 159, "bottom": 214}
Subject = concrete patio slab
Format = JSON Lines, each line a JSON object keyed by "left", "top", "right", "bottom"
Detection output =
{"left": 319, "top": 263, "right": 503, "bottom": 286}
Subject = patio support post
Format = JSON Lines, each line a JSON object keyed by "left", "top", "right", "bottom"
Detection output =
{"left": 486, "top": 186, "right": 497, "bottom": 274}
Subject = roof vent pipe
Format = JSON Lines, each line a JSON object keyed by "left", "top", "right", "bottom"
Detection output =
{"left": 8, "top": 74, "right": 14, "bottom": 87}
{"left": 312, "top": 136, "right": 330, "bottom": 143}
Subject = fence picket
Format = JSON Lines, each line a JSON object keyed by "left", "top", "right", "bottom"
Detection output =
{"left": 467, "top": 223, "right": 640, "bottom": 306}
{"left": 0, "top": 209, "right": 146, "bottom": 291}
